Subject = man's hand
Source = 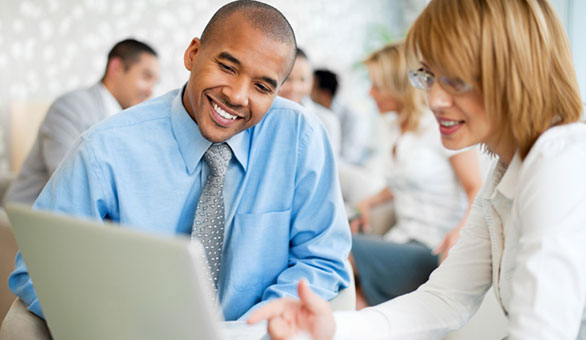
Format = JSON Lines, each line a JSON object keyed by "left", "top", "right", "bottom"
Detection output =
{"left": 248, "top": 279, "right": 335, "bottom": 340}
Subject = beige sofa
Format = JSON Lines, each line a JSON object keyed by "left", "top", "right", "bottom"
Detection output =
{"left": 0, "top": 209, "right": 17, "bottom": 326}
{"left": 1, "top": 173, "right": 53, "bottom": 340}
{"left": 0, "top": 173, "right": 17, "bottom": 323}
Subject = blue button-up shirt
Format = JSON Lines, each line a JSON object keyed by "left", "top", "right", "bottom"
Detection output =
{"left": 9, "top": 88, "right": 351, "bottom": 321}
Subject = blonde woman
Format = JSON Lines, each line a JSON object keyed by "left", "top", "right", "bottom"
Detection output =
{"left": 350, "top": 42, "right": 483, "bottom": 307}
{"left": 249, "top": 0, "right": 586, "bottom": 339}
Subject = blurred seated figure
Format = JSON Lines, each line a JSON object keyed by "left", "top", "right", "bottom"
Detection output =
{"left": 311, "top": 69, "right": 369, "bottom": 165}
{"left": 250, "top": 1, "right": 586, "bottom": 338}
{"left": 3, "top": 38, "right": 159, "bottom": 206}
{"left": 279, "top": 48, "right": 342, "bottom": 157}
{"left": 350, "top": 42, "right": 483, "bottom": 308}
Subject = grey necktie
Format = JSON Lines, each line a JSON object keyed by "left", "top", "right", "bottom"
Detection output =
{"left": 191, "top": 143, "right": 232, "bottom": 289}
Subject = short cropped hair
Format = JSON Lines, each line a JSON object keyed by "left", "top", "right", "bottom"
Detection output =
{"left": 364, "top": 42, "right": 427, "bottom": 133}
{"left": 406, "top": 0, "right": 583, "bottom": 159}
{"left": 201, "top": 1, "right": 296, "bottom": 64}
{"left": 313, "top": 69, "right": 339, "bottom": 98}
{"left": 103, "top": 39, "right": 157, "bottom": 79}
{"left": 295, "top": 47, "right": 308, "bottom": 61}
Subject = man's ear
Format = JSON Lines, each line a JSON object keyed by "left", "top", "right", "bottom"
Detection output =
{"left": 106, "top": 57, "right": 124, "bottom": 79}
{"left": 184, "top": 38, "right": 202, "bottom": 71}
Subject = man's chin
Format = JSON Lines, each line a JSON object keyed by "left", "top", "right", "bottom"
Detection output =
{"left": 201, "top": 128, "right": 234, "bottom": 143}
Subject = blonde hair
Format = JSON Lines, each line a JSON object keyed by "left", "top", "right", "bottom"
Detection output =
{"left": 364, "top": 42, "right": 428, "bottom": 133}
{"left": 406, "top": 0, "right": 583, "bottom": 159}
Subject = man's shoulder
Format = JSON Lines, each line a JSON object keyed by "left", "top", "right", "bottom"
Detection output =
{"left": 259, "top": 96, "right": 321, "bottom": 131}
{"left": 83, "top": 89, "right": 179, "bottom": 139}
{"left": 52, "top": 84, "right": 101, "bottom": 107}
{"left": 39, "top": 84, "right": 105, "bottom": 128}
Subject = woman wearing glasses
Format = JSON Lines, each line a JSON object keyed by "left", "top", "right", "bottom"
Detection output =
{"left": 350, "top": 42, "right": 483, "bottom": 308}
{"left": 249, "top": 0, "right": 586, "bottom": 339}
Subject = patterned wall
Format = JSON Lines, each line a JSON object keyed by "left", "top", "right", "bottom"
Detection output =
{"left": 0, "top": 0, "right": 428, "bottom": 171}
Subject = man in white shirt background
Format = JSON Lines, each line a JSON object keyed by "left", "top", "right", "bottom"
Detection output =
{"left": 278, "top": 48, "right": 342, "bottom": 158}
{"left": 311, "top": 69, "right": 369, "bottom": 166}
{"left": 3, "top": 38, "right": 159, "bottom": 206}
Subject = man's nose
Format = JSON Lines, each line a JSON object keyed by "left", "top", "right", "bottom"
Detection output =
{"left": 223, "top": 77, "right": 250, "bottom": 108}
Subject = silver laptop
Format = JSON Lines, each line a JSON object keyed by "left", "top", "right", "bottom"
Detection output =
{"left": 6, "top": 204, "right": 267, "bottom": 340}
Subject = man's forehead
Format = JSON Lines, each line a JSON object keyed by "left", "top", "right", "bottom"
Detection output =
{"left": 204, "top": 12, "right": 295, "bottom": 68}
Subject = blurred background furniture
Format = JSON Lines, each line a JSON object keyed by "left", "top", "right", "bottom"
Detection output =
{"left": 0, "top": 173, "right": 15, "bottom": 205}
{"left": 0, "top": 207, "right": 18, "bottom": 325}
{"left": 9, "top": 101, "right": 50, "bottom": 174}
{"left": 0, "top": 299, "right": 52, "bottom": 340}
{"left": 328, "top": 259, "right": 356, "bottom": 311}
{"left": 0, "top": 173, "right": 17, "bottom": 323}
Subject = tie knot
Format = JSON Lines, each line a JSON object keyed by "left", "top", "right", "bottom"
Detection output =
{"left": 204, "top": 143, "right": 232, "bottom": 177}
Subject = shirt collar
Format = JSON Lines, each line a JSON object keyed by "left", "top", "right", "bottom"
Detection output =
{"left": 495, "top": 151, "right": 521, "bottom": 200}
{"left": 170, "top": 87, "right": 249, "bottom": 174}
{"left": 98, "top": 82, "right": 122, "bottom": 117}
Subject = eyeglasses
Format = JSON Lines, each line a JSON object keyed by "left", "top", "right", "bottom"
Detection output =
{"left": 408, "top": 68, "right": 473, "bottom": 94}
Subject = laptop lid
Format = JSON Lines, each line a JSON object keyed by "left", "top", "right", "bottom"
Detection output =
{"left": 6, "top": 203, "right": 228, "bottom": 340}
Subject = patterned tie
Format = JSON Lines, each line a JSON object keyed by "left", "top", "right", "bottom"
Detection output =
{"left": 191, "top": 143, "right": 232, "bottom": 290}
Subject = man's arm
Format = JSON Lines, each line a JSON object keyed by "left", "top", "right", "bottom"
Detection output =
{"left": 258, "top": 118, "right": 352, "bottom": 308}
{"left": 8, "top": 138, "right": 111, "bottom": 318}
{"left": 8, "top": 253, "right": 44, "bottom": 318}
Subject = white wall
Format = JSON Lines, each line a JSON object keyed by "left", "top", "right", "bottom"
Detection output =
{"left": 568, "top": 0, "right": 586, "bottom": 103}
{"left": 550, "top": 0, "right": 586, "bottom": 105}
{"left": 2, "top": 0, "right": 581, "bottom": 171}
{"left": 0, "top": 0, "right": 430, "bottom": 171}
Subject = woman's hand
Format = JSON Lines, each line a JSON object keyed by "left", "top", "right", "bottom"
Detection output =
{"left": 433, "top": 225, "right": 462, "bottom": 263}
{"left": 349, "top": 201, "right": 371, "bottom": 234}
{"left": 248, "top": 279, "right": 335, "bottom": 340}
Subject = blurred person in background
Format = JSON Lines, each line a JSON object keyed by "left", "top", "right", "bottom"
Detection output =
{"left": 348, "top": 41, "right": 483, "bottom": 308}
{"left": 250, "top": 0, "right": 586, "bottom": 339}
{"left": 311, "top": 69, "right": 369, "bottom": 165}
{"left": 279, "top": 48, "right": 342, "bottom": 157}
{"left": 3, "top": 38, "right": 159, "bottom": 206}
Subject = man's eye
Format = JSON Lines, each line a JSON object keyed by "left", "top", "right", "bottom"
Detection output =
{"left": 256, "top": 83, "right": 271, "bottom": 93}
{"left": 219, "top": 63, "right": 233, "bottom": 72}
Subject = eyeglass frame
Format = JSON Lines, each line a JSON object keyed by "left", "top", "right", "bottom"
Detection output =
{"left": 408, "top": 67, "right": 473, "bottom": 94}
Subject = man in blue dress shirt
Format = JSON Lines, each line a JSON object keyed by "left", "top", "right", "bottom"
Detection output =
{"left": 9, "top": 0, "right": 351, "bottom": 321}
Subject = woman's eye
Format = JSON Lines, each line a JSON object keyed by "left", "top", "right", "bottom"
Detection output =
{"left": 445, "top": 77, "right": 465, "bottom": 89}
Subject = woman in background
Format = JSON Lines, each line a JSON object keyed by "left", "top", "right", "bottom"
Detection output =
{"left": 350, "top": 42, "right": 483, "bottom": 307}
{"left": 249, "top": 0, "right": 586, "bottom": 339}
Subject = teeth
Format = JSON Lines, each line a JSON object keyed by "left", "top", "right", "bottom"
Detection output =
{"left": 440, "top": 120, "right": 461, "bottom": 127}
{"left": 212, "top": 102, "right": 237, "bottom": 120}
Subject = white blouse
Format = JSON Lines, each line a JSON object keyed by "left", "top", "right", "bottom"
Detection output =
{"left": 334, "top": 122, "right": 586, "bottom": 340}
{"left": 383, "top": 112, "right": 467, "bottom": 248}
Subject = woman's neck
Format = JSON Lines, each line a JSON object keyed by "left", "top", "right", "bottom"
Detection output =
{"left": 489, "top": 130, "right": 517, "bottom": 166}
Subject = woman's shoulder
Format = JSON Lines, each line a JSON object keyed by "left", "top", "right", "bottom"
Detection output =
{"left": 529, "top": 122, "right": 586, "bottom": 160}
{"left": 515, "top": 122, "right": 586, "bottom": 194}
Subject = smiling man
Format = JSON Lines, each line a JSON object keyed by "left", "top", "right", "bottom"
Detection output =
{"left": 3, "top": 38, "right": 159, "bottom": 206}
{"left": 9, "top": 0, "right": 351, "bottom": 322}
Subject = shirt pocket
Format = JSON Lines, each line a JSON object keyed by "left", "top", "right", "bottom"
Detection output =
{"left": 230, "top": 209, "right": 291, "bottom": 292}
